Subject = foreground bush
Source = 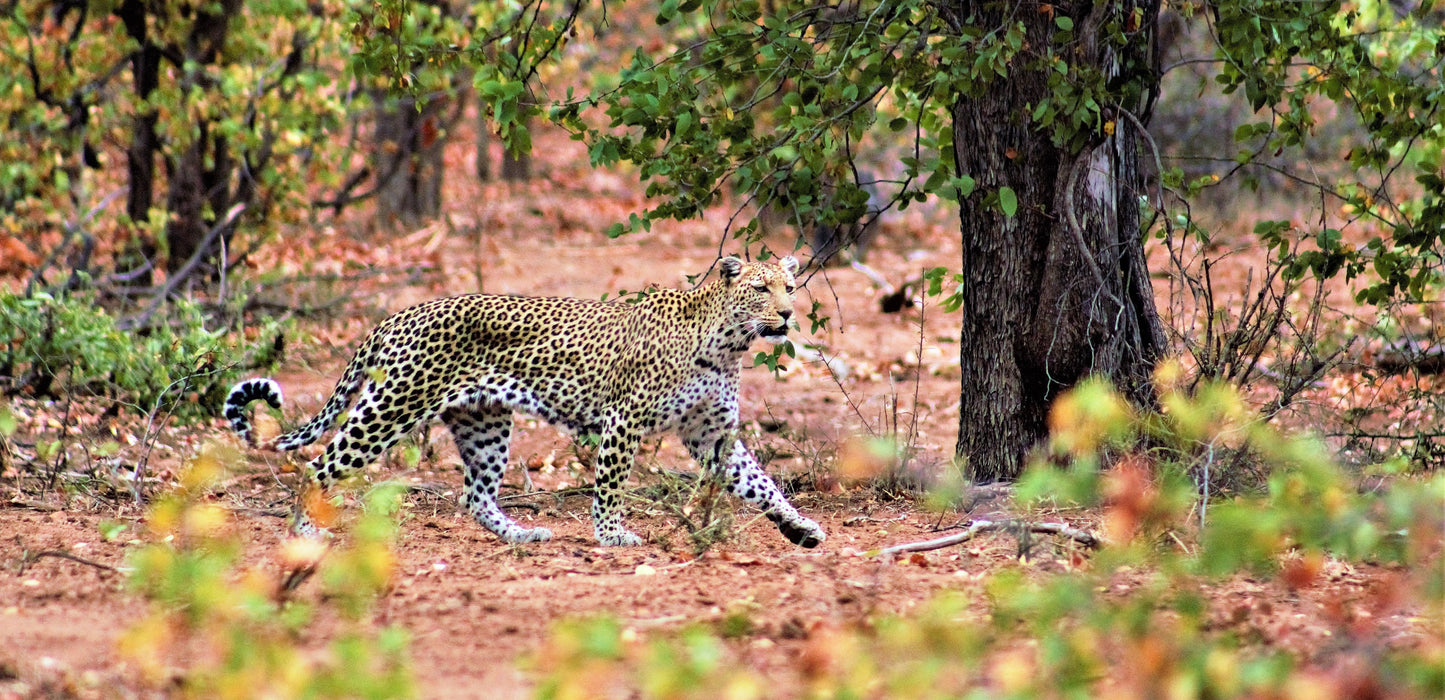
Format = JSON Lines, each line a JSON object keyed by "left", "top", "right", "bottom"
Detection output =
{"left": 120, "top": 444, "right": 413, "bottom": 698}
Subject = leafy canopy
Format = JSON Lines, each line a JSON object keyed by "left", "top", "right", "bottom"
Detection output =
{"left": 354, "top": 0, "right": 1442, "bottom": 305}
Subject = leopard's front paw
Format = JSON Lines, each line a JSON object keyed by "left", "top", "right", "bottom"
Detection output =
{"left": 598, "top": 529, "right": 644, "bottom": 547}
{"left": 778, "top": 516, "right": 825, "bottom": 548}
{"left": 502, "top": 526, "right": 553, "bottom": 544}
{"left": 290, "top": 519, "right": 333, "bottom": 541}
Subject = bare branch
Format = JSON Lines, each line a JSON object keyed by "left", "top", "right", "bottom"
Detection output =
{"left": 117, "top": 203, "right": 246, "bottom": 331}
{"left": 874, "top": 519, "right": 1103, "bottom": 557}
{"left": 25, "top": 550, "right": 119, "bottom": 575}
{"left": 1063, "top": 154, "right": 1124, "bottom": 309}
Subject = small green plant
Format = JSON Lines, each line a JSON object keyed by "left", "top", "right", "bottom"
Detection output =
{"left": 637, "top": 465, "right": 738, "bottom": 555}
{"left": 0, "top": 290, "right": 283, "bottom": 422}
{"left": 121, "top": 442, "right": 413, "bottom": 698}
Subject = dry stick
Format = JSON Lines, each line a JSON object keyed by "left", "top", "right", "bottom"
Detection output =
{"left": 874, "top": 519, "right": 1103, "bottom": 557}
{"left": 497, "top": 485, "right": 595, "bottom": 502}
{"left": 27, "top": 550, "right": 119, "bottom": 574}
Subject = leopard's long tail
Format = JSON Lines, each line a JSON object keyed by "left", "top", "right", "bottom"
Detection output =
{"left": 224, "top": 378, "right": 285, "bottom": 448}
{"left": 225, "top": 350, "right": 368, "bottom": 450}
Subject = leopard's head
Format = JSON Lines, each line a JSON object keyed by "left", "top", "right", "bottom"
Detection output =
{"left": 720, "top": 255, "right": 799, "bottom": 345}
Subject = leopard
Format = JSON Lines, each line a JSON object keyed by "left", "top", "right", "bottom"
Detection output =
{"left": 224, "top": 255, "right": 826, "bottom": 548}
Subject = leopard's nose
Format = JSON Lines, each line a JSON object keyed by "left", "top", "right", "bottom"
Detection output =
{"left": 778, "top": 309, "right": 792, "bottom": 322}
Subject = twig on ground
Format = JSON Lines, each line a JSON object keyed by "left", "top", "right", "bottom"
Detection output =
{"left": 7, "top": 498, "right": 63, "bottom": 512}
{"left": 26, "top": 550, "right": 119, "bottom": 575}
{"left": 843, "top": 515, "right": 908, "bottom": 526}
{"left": 874, "top": 519, "right": 1102, "bottom": 557}
{"left": 226, "top": 506, "right": 290, "bottom": 518}
{"left": 406, "top": 482, "right": 453, "bottom": 496}
{"left": 497, "top": 485, "right": 595, "bottom": 502}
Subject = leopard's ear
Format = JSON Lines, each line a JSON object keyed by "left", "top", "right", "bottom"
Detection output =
{"left": 720, "top": 256, "right": 744, "bottom": 282}
{"left": 779, "top": 255, "right": 799, "bottom": 277}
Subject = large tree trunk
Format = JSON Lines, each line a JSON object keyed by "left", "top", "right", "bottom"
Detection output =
{"left": 947, "top": 0, "right": 1167, "bottom": 481}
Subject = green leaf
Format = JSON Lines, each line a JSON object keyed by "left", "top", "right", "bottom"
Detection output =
{"left": 99, "top": 520, "right": 129, "bottom": 541}
{"left": 1055, "top": 16, "right": 1074, "bottom": 31}
{"left": 998, "top": 186, "right": 1018, "bottom": 218}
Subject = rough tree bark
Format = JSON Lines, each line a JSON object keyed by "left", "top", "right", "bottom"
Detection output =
{"left": 944, "top": 0, "right": 1167, "bottom": 481}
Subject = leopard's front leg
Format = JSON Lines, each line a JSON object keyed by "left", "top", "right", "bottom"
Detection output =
{"left": 682, "top": 420, "right": 825, "bottom": 548}
{"left": 592, "top": 426, "right": 643, "bottom": 546}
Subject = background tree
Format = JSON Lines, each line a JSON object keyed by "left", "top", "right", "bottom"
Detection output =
{"left": 2, "top": 0, "right": 354, "bottom": 294}
{"left": 363, "top": 0, "right": 469, "bottom": 227}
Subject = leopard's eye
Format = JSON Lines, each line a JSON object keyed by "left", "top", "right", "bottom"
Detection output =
{"left": 784, "top": 285, "right": 795, "bottom": 294}
{"left": 752, "top": 284, "right": 769, "bottom": 293}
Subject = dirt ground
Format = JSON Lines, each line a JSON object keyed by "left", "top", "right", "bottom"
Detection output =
{"left": 0, "top": 126, "right": 1436, "bottom": 698}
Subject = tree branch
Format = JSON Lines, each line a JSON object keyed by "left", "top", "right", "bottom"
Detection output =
{"left": 117, "top": 203, "right": 245, "bottom": 331}
{"left": 1064, "top": 153, "right": 1124, "bottom": 309}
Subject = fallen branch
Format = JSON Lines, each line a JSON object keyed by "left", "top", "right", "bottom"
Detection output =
{"left": 26, "top": 550, "right": 119, "bottom": 575}
{"left": 7, "top": 498, "right": 63, "bottom": 512}
{"left": 118, "top": 203, "right": 246, "bottom": 332}
{"left": 226, "top": 506, "right": 290, "bottom": 519}
{"left": 843, "top": 514, "right": 908, "bottom": 526}
{"left": 873, "top": 519, "right": 1103, "bottom": 557}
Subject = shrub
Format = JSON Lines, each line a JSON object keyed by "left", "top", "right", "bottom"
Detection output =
{"left": 0, "top": 291, "right": 283, "bottom": 422}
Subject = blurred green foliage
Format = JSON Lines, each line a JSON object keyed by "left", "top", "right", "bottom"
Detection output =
{"left": 529, "top": 377, "right": 1445, "bottom": 699}
{"left": 0, "top": 0, "right": 354, "bottom": 272}
{"left": 122, "top": 443, "right": 414, "bottom": 698}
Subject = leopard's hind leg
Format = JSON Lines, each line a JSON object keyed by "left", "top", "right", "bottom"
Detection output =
{"left": 442, "top": 404, "right": 552, "bottom": 544}
{"left": 291, "top": 385, "right": 428, "bottom": 537}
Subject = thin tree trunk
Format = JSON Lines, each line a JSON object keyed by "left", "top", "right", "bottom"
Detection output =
{"left": 162, "top": 0, "right": 241, "bottom": 276}
{"left": 476, "top": 108, "right": 493, "bottom": 181}
{"left": 165, "top": 131, "right": 235, "bottom": 275}
{"left": 374, "top": 94, "right": 447, "bottom": 227}
{"left": 116, "top": 0, "right": 161, "bottom": 282}
{"left": 947, "top": 0, "right": 1165, "bottom": 481}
